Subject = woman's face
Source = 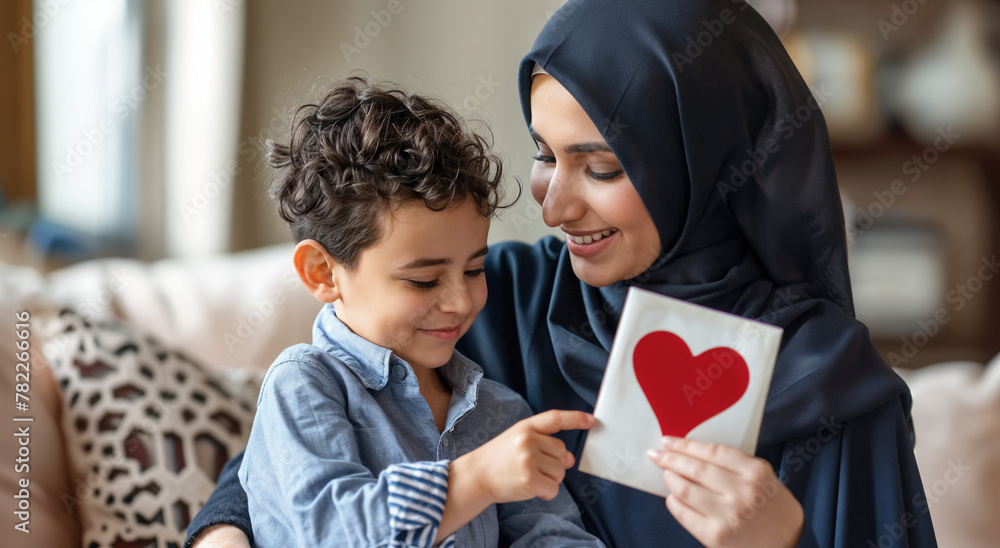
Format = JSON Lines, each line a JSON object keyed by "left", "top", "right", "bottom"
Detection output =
{"left": 529, "top": 74, "right": 661, "bottom": 287}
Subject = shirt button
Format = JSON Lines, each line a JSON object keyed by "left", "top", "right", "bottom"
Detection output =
{"left": 390, "top": 364, "right": 407, "bottom": 380}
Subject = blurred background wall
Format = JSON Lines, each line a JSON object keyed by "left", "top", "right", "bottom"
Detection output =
{"left": 1, "top": 0, "right": 999, "bottom": 368}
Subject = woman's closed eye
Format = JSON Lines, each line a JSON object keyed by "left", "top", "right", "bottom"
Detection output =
{"left": 587, "top": 167, "right": 624, "bottom": 181}
{"left": 534, "top": 152, "right": 624, "bottom": 181}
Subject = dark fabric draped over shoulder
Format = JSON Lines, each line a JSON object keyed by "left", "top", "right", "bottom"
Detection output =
{"left": 512, "top": 0, "right": 909, "bottom": 441}
{"left": 460, "top": 0, "right": 937, "bottom": 546}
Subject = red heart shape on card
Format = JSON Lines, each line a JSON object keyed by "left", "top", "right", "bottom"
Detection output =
{"left": 633, "top": 331, "right": 749, "bottom": 437}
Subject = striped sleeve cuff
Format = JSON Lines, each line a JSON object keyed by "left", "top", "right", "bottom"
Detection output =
{"left": 387, "top": 460, "right": 456, "bottom": 548}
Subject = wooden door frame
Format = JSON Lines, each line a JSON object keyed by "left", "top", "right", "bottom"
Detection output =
{"left": 0, "top": 0, "right": 36, "bottom": 201}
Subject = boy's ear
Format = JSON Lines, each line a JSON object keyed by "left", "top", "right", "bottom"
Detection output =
{"left": 293, "top": 240, "right": 343, "bottom": 303}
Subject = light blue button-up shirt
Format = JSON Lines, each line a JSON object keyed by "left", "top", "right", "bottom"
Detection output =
{"left": 239, "top": 304, "right": 602, "bottom": 547}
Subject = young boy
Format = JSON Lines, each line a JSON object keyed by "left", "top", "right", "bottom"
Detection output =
{"left": 237, "top": 78, "right": 603, "bottom": 547}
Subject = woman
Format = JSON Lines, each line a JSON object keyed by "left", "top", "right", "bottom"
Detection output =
{"left": 187, "top": 1, "right": 936, "bottom": 546}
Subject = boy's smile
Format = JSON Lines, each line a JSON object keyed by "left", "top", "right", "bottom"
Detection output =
{"left": 331, "top": 199, "right": 490, "bottom": 373}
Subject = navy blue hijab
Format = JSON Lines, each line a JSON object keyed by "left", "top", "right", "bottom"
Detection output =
{"left": 513, "top": 0, "right": 909, "bottom": 444}
{"left": 460, "top": 0, "right": 933, "bottom": 545}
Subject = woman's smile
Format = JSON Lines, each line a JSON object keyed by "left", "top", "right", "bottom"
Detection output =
{"left": 563, "top": 227, "right": 619, "bottom": 258}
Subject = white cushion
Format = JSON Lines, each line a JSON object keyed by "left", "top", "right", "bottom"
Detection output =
{"left": 35, "top": 245, "right": 320, "bottom": 377}
{"left": 899, "top": 355, "right": 1000, "bottom": 547}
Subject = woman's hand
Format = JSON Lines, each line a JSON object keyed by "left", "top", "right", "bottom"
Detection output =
{"left": 647, "top": 437, "right": 803, "bottom": 548}
{"left": 189, "top": 524, "right": 252, "bottom": 548}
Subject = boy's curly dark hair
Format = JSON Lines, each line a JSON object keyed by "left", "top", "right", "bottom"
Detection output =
{"left": 267, "top": 77, "right": 513, "bottom": 271}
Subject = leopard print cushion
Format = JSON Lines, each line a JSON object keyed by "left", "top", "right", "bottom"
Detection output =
{"left": 43, "top": 310, "right": 256, "bottom": 548}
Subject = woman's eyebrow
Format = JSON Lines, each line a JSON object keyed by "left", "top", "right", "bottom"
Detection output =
{"left": 529, "top": 129, "right": 612, "bottom": 154}
{"left": 565, "top": 142, "right": 613, "bottom": 153}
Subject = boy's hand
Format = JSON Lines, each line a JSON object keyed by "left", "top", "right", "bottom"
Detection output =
{"left": 435, "top": 409, "right": 594, "bottom": 543}
{"left": 465, "top": 410, "right": 595, "bottom": 503}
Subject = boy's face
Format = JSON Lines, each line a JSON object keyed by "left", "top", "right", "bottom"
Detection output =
{"left": 334, "top": 199, "right": 490, "bottom": 371}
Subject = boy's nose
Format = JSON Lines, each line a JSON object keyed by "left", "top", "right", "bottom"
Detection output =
{"left": 439, "top": 282, "right": 473, "bottom": 316}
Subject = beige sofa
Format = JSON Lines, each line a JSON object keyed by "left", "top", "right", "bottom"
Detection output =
{"left": 1, "top": 245, "right": 997, "bottom": 547}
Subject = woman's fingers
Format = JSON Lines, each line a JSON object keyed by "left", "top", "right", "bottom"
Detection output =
{"left": 660, "top": 436, "right": 749, "bottom": 476}
{"left": 647, "top": 447, "right": 734, "bottom": 495}
{"left": 664, "top": 492, "right": 716, "bottom": 541}
{"left": 660, "top": 468, "right": 726, "bottom": 515}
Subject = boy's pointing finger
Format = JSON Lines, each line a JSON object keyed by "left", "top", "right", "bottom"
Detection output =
{"left": 527, "top": 409, "right": 596, "bottom": 435}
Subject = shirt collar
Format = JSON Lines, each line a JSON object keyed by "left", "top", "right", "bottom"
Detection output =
{"left": 312, "top": 304, "right": 483, "bottom": 400}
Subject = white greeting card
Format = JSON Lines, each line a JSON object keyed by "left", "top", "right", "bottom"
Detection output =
{"left": 578, "top": 287, "right": 783, "bottom": 498}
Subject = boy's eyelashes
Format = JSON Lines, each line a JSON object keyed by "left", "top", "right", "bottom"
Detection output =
{"left": 403, "top": 268, "right": 486, "bottom": 291}
{"left": 406, "top": 279, "right": 439, "bottom": 290}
